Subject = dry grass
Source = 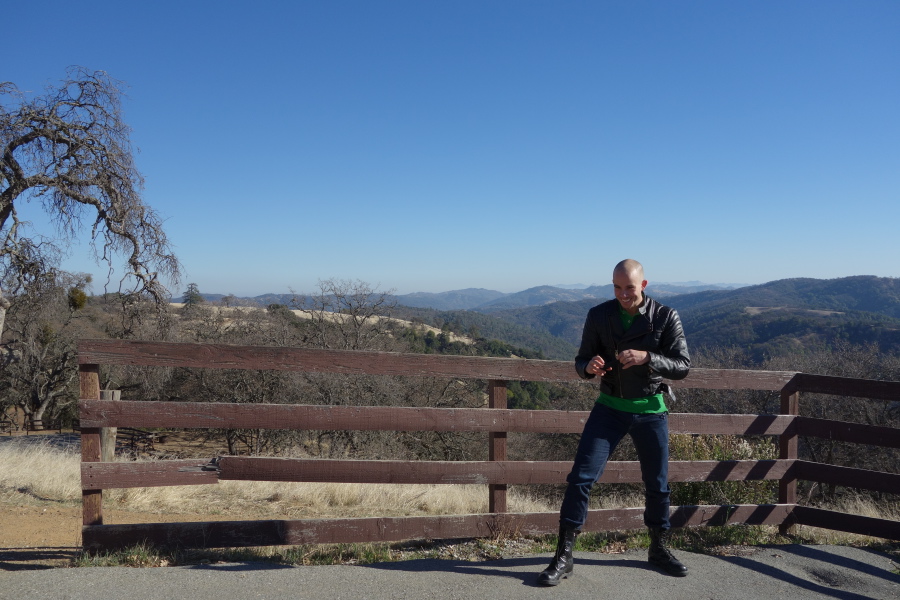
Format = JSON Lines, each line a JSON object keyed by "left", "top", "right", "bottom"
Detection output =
{"left": 0, "top": 438, "right": 552, "bottom": 519}
{"left": 792, "top": 496, "right": 900, "bottom": 546}
{"left": 4, "top": 436, "right": 898, "bottom": 568}
{"left": 3, "top": 436, "right": 897, "bottom": 566}
{"left": 0, "top": 438, "right": 83, "bottom": 504}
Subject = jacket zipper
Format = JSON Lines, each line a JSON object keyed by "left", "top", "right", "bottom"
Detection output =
{"left": 613, "top": 310, "right": 654, "bottom": 398}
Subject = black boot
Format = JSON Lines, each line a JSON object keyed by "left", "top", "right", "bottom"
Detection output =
{"left": 648, "top": 527, "right": 688, "bottom": 576}
{"left": 537, "top": 525, "right": 579, "bottom": 586}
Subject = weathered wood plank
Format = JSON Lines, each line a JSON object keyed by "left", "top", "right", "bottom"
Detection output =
{"left": 784, "top": 373, "right": 900, "bottom": 400}
{"left": 669, "top": 414, "right": 793, "bottom": 436}
{"left": 218, "top": 458, "right": 572, "bottom": 485}
{"left": 796, "top": 417, "right": 900, "bottom": 448}
{"left": 77, "top": 457, "right": 794, "bottom": 489}
{"left": 667, "top": 460, "right": 794, "bottom": 484}
{"left": 79, "top": 400, "right": 592, "bottom": 432}
{"left": 488, "top": 380, "right": 508, "bottom": 514}
{"left": 81, "top": 429, "right": 103, "bottom": 525}
{"left": 77, "top": 339, "right": 795, "bottom": 390}
{"left": 794, "top": 461, "right": 900, "bottom": 494}
{"left": 82, "top": 504, "right": 796, "bottom": 550}
{"left": 79, "top": 400, "right": 794, "bottom": 438}
{"left": 217, "top": 458, "right": 794, "bottom": 485}
{"left": 672, "top": 369, "right": 797, "bottom": 391}
{"left": 669, "top": 503, "right": 794, "bottom": 528}
{"left": 779, "top": 390, "right": 800, "bottom": 511}
{"left": 80, "top": 364, "right": 103, "bottom": 527}
{"left": 81, "top": 460, "right": 220, "bottom": 490}
{"left": 77, "top": 340, "right": 579, "bottom": 381}
{"left": 792, "top": 506, "right": 900, "bottom": 541}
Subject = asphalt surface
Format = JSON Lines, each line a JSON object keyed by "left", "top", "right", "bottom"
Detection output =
{"left": 1, "top": 544, "right": 898, "bottom": 600}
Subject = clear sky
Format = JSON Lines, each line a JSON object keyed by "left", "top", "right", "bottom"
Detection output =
{"left": 6, "top": 1, "right": 899, "bottom": 297}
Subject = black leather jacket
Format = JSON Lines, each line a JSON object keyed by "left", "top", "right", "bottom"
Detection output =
{"left": 575, "top": 296, "right": 690, "bottom": 399}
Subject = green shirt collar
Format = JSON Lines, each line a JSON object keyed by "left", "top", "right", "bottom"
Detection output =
{"left": 618, "top": 296, "right": 647, "bottom": 330}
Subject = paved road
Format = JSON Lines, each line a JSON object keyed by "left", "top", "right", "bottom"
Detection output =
{"left": 1, "top": 544, "right": 898, "bottom": 600}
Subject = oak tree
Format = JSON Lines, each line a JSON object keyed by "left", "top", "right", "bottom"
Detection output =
{"left": 0, "top": 67, "right": 180, "bottom": 337}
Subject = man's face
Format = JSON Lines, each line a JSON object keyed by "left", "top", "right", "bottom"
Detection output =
{"left": 613, "top": 269, "right": 647, "bottom": 314}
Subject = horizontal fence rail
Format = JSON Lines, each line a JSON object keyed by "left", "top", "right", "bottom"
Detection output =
{"left": 82, "top": 504, "right": 797, "bottom": 551}
{"left": 79, "top": 400, "right": 797, "bottom": 436}
{"left": 795, "top": 417, "right": 900, "bottom": 448}
{"left": 782, "top": 373, "right": 900, "bottom": 400}
{"left": 77, "top": 339, "right": 900, "bottom": 551}
{"left": 80, "top": 458, "right": 795, "bottom": 490}
{"left": 795, "top": 462, "right": 900, "bottom": 494}
{"left": 77, "top": 339, "right": 797, "bottom": 390}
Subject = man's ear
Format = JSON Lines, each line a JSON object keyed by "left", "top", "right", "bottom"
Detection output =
{"left": 641, "top": 280, "right": 648, "bottom": 290}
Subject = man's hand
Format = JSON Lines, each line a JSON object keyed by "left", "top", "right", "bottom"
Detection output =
{"left": 586, "top": 356, "right": 611, "bottom": 376}
{"left": 618, "top": 349, "right": 650, "bottom": 369}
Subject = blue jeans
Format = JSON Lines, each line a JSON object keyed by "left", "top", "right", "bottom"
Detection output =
{"left": 559, "top": 402, "right": 671, "bottom": 531}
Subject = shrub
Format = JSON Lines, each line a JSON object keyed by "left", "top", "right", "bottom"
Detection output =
{"left": 669, "top": 434, "right": 778, "bottom": 507}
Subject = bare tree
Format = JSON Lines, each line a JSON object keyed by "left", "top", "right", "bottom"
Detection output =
{"left": 0, "top": 67, "right": 180, "bottom": 338}
{"left": 0, "top": 269, "right": 94, "bottom": 428}
{"left": 293, "top": 278, "right": 397, "bottom": 351}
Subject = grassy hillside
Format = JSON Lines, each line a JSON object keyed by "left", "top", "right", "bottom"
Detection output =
{"left": 390, "top": 305, "right": 577, "bottom": 360}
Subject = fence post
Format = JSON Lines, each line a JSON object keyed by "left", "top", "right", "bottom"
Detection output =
{"left": 80, "top": 364, "right": 103, "bottom": 527}
{"left": 488, "top": 380, "right": 508, "bottom": 514}
{"left": 779, "top": 386, "right": 800, "bottom": 535}
{"left": 100, "top": 390, "right": 121, "bottom": 462}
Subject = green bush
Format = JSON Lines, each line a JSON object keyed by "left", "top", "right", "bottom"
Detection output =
{"left": 669, "top": 434, "right": 778, "bottom": 507}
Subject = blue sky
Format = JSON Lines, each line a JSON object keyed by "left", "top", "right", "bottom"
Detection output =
{"left": 6, "top": 1, "right": 899, "bottom": 296}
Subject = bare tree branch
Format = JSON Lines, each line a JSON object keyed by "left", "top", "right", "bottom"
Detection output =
{"left": 0, "top": 67, "right": 180, "bottom": 313}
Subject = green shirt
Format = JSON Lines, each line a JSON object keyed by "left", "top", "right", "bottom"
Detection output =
{"left": 618, "top": 303, "right": 637, "bottom": 331}
{"left": 596, "top": 391, "right": 667, "bottom": 414}
{"left": 594, "top": 301, "right": 668, "bottom": 414}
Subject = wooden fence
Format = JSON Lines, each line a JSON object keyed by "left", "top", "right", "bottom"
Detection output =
{"left": 77, "top": 339, "right": 900, "bottom": 551}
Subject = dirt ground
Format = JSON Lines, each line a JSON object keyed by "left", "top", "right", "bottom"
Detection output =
{"left": 0, "top": 429, "right": 236, "bottom": 571}
{"left": 0, "top": 502, "right": 240, "bottom": 570}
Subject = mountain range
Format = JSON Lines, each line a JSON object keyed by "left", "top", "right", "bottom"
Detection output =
{"left": 470, "top": 276, "right": 900, "bottom": 361}
{"left": 391, "top": 282, "right": 744, "bottom": 311}
{"left": 192, "top": 276, "right": 900, "bottom": 363}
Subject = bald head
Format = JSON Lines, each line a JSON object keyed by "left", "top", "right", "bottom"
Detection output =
{"left": 614, "top": 259, "right": 644, "bottom": 280}
{"left": 612, "top": 259, "right": 647, "bottom": 315}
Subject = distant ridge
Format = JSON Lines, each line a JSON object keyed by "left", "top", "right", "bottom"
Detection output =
{"left": 392, "top": 282, "right": 740, "bottom": 311}
{"left": 178, "top": 282, "right": 745, "bottom": 311}
{"left": 392, "top": 288, "right": 505, "bottom": 311}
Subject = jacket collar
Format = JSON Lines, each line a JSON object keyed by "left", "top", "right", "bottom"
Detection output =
{"left": 608, "top": 295, "right": 655, "bottom": 340}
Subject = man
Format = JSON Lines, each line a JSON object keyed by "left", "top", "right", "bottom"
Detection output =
{"left": 538, "top": 259, "right": 691, "bottom": 586}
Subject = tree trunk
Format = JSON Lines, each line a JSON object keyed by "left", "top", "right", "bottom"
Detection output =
{"left": 0, "top": 290, "right": 10, "bottom": 342}
{"left": 31, "top": 398, "right": 47, "bottom": 430}
{"left": 100, "top": 390, "right": 121, "bottom": 462}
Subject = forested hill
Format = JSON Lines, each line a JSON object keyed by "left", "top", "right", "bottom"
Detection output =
{"left": 665, "top": 276, "right": 900, "bottom": 317}
{"left": 472, "top": 276, "right": 900, "bottom": 363}
{"left": 669, "top": 276, "right": 900, "bottom": 361}
{"left": 389, "top": 305, "right": 578, "bottom": 360}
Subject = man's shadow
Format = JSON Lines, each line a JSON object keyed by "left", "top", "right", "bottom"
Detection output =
{"left": 0, "top": 547, "right": 80, "bottom": 572}
{"left": 364, "top": 554, "right": 653, "bottom": 587}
